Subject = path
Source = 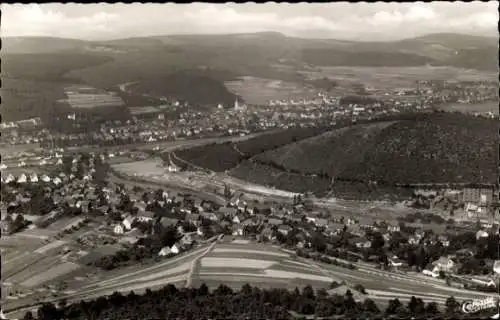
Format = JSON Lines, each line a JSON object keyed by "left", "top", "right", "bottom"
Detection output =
{"left": 185, "top": 240, "right": 218, "bottom": 288}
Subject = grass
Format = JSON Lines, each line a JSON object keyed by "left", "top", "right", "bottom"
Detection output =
{"left": 34, "top": 240, "right": 67, "bottom": 254}
{"left": 224, "top": 76, "right": 318, "bottom": 106}
{"left": 194, "top": 242, "right": 335, "bottom": 290}
{"left": 20, "top": 262, "right": 80, "bottom": 288}
{"left": 200, "top": 257, "right": 277, "bottom": 269}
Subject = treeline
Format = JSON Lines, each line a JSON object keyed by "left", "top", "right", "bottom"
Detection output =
{"left": 26, "top": 282, "right": 485, "bottom": 320}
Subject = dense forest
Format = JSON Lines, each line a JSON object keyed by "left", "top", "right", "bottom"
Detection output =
{"left": 24, "top": 282, "right": 485, "bottom": 320}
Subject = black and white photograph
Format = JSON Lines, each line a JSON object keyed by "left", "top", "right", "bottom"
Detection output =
{"left": 0, "top": 2, "right": 499, "bottom": 320}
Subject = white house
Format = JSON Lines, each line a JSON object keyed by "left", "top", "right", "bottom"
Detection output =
{"left": 114, "top": 225, "right": 125, "bottom": 234}
{"left": 17, "top": 174, "right": 27, "bottom": 183}
{"left": 30, "top": 173, "right": 38, "bottom": 183}
{"left": 41, "top": 175, "right": 51, "bottom": 182}
{"left": 123, "top": 216, "right": 135, "bottom": 230}
{"left": 476, "top": 230, "right": 489, "bottom": 240}
{"left": 0, "top": 164, "right": 7, "bottom": 170}
{"left": 158, "top": 246, "right": 172, "bottom": 256}
{"left": 423, "top": 264, "right": 440, "bottom": 278}
{"left": 494, "top": 260, "right": 500, "bottom": 275}
{"left": 197, "top": 226, "right": 204, "bottom": 236}
{"left": 170, "top": 243, "right": 181, "bottom": 255}
{"left": 53, "top": 177, "right": 62, "bottom": 185}
{"left": 137, "top": 211, "right": 155, "bottom": 223}
{"left": 232, "top": 216, "right": 241, "bottom": 224}
{"left": 433, "top": 256, "right": 455, "bottom": 272}
{"left": 4, "top": 174, "right": 15, "bottom": 183}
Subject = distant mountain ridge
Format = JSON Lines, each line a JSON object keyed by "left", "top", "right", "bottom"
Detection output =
{"left": 3, "top": 32, "right": 496, "bottom": 71}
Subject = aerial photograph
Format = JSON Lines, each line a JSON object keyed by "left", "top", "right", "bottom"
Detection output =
{"left": 0, "top": 2, "right": 499, "bottom": 320}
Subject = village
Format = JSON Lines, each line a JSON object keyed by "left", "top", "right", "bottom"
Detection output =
{"left": 1, "top": 149, "right": 499, "bottom": 305}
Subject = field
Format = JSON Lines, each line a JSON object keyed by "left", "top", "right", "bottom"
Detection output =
{"left": 191, "top": 242, "right": 335, "bottom": 291}
{"left": 60, "top": 85, "right": 125, "bottom": 109}
{"left": 437, "top": 101, "right": 499, "bottom": 115}
{"left": 112, "top": 159, "right": 166, "bottom": 177}
{"left": 298, "top": 66, "right": 497, "bottom": 91}
{"left": 224, "top": 76, "right": 318, "bottom": 105}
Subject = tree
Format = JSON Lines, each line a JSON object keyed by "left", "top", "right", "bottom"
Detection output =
{"left": 224, "top": 184, "right": 232, "bottom": 200}
{"left": 363, "top": 298, "right": 380, "bottom": 314}
{"left": 354, "top": 284, "right": 367, "bottom": 294}
{"left": 426, "top": 302, "right": 439, "bottom": 315}
{"left": 37, "top": 302, "right": 59, "bottom": 320}
{"left": 445, "top": 296, "right": 460, "bottom": 315}
{"left": 385, "top": 298, "right": 403, "bottom": 314}
{"left": 22, "top": 311, "right": 35, "bottom": 320}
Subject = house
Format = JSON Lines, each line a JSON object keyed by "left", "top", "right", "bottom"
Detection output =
{"left": 287, "top": 214, "right": 303, "bottom": 223}
{"left": 476, "top": 230, "right": 489, "bottom": 240}
{"left": 242, "top": 218, "right": 257, "bottom": 227}
{"left": 348, "top": 225, "right": 366, "bottom": 237}
{"left": 181, "top": 234, "right": 193, "bottom": 246}
{"left": 123, "top": 216, "right": 135, "bottom": 230}
{"left": 138, "top": 211, "right": 155, "bottom": 222}
{"left": 493, "top": 260, "right": 500, "bottom": 275}
{"left": 197, "top": 226, "right": 204, "bottom": 236}
{"left": 433, "top": 256, "right": 456, "bottom": 272}
{"left": 133, "top": 201, "right": 148, "bottom": 212}
{"left": 349, "top": 237, "right": 371, "bottom": 249}
{"left": 260, "top": 227, "right": 274, "bottom": 240}
{"left": 387, "top": 222, "right": 401, "bottom": 233}
{"left": 422, "top": 263, "right": 440, "bottom": 278}
{"left": 326, "top": 222, "right": 345, "bottom": 235}
{"left": 232, "top": 215, "right": 242, "bottom": 224}
{"left": 186, "top": 213, "right": 201, "bottom": 226}
{"left": 158, "top": 246, "right": 172, "bottom": 256}
{"left": 114, "top": 224, "right": 125, "bottom": 234}
{"left": 438, "top": 235, "right": 450, "bottom": 247}
{"left": 170, "top": 243, "right": 181, "bottom": 255}
{"left": 159, "top": 217, "right": 179, "bottom": 228}
{"left": 267, "top": 218, "right": 284, "bottom": 226}
{"left": 305, "top": 216, "right": 317, "bottom": 223}
{"left": 278, "top": 224, "right": 293, "bottom": 236}
{"left": 463, "top": 188, "right": 494, "bottom": 205}
{"left": 232, "top": 224, "right": 244, "bottom": 236}
{"left": 315, "top": 218, "right": 329, "bottom": 228}
{"left": 389, "top": 256, "right": 404, "bottom": 268}
{"left": 219, "top": 207, "right": 238, "bottom": 217}
{"left": 201, "top": 212, "right": 218, "bottom": 221}
{"left": 0, "top": 220, "right": 12, "bottom": 234}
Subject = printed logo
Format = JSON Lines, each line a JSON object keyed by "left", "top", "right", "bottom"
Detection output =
{"left": 462, "top": 297, "right": 500, "bottom": 315}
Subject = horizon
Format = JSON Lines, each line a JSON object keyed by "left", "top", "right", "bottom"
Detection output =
{"left": 2, "top": 3, "right": 498, "bottom": 41}
{"left": 3, "top": 31, "right": 498, "bottom": 43}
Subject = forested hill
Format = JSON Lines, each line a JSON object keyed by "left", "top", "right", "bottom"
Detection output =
{"left": 127, "top": 71, "right": 239, "bottom": 107}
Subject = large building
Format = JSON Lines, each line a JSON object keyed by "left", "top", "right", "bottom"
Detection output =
{"left": 463, "top": 188, "right": 494, "bottom": 205}
{"left": 463, "top": 187, "right": 497, "bottom": 222}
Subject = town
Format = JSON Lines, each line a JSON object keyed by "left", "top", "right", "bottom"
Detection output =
{"left": 1, "top": 146, "right": 499, "bottom": 319}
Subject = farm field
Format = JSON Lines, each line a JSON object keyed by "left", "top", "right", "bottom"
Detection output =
{"left": 224, "top": 76, "right": 318, "bottom": 106}
{"left": 59, "top": 85, "right": 125, "bottom": 109}
{"left": 298, "top": 66, "right": 497, "bottom": 90}
{"left": 193, "top": 242, "right": 335, "bottom": 291}
{"left": 437, "top": 100, "right": 499, "bottom": 115}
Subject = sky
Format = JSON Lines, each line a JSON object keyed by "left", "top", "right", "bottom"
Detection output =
{"left": 1, "top": 2, "right": 498, "bottom": 41}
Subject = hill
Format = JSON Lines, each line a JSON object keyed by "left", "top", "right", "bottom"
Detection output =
{"left": 1, "top": 36, "right": 87, "bottom": 54}
{"left": 254, "top": 112, "right": 497, "bottom": 187}
{"left": 127, "top": 70, "right": 238, "bottom": 107}
{"left": 2, "top": 53, "right": 113, "bottom": 82}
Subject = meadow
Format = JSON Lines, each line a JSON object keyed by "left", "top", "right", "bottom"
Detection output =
{"left": 193, "top": 241, "right": 335, "bottom": 291}
{"left": 224, "top": 76, "right": 318, "bottom": 105}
